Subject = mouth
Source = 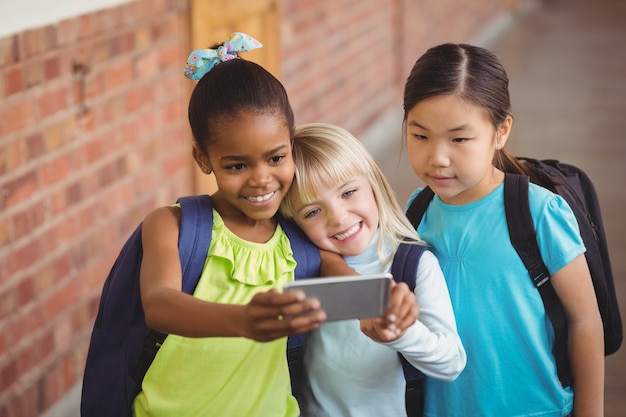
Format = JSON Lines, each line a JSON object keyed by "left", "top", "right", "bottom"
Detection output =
{"left": 245, "top": 191, "right": 276, "bottom": 203}
{"left": 333, "top": 222, "right": 361, "bottom": 241}
{"left": 429, "top": 173, "right": 452, "bottom": 180}
{"left": 428, "top": 174, "right": 454, "bottom": 187}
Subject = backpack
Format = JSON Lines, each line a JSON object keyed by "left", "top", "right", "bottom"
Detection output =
{"left": 405, "top": 157, "right": 623, "bottom": 388}
{"left": 81, "top": 195, "right": 427, "bottom": 416}
{"left": 80, "top": 195, "right": 319, "bottom": 417}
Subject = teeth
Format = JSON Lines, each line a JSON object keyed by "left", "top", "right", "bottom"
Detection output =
{"left": 246, "top": 191, "right": 275, "bottom": 202}
{"left": 334, "top": 223, "right": 360, "bottom": 241}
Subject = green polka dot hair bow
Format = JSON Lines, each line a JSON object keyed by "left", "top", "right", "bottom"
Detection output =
{"left": 184, "top": 32, "right": 263, "bottom": 80}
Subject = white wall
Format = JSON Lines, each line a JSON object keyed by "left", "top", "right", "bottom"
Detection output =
{"left": 0, "top": 0, "right": 131, "bottom": 38}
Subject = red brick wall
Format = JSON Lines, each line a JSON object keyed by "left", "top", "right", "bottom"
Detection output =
{"left": 281, "top": 0, "right": 510, "bottom": 137}
{"left": 0, "top": 0, "right": 513, "bottom": 415}
{"left": 0, "top": 1, "right": 191, "bottom": 415}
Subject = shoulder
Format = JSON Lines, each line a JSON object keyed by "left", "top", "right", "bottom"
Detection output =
{"left": 142, "top": 205, "right": 182, "bottom": 240}
{"left": 527, "top": 182, "right": 575, "bottom": 219}
{"left": 405, "top": 187, "right": 426, "bottom": 210}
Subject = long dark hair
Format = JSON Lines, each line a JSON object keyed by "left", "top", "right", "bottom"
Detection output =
{"left": 188, "top": 55, "right": 295, "bottom": 151}
{"left": 403, "top": 43, "right": 554, "bottom": 187}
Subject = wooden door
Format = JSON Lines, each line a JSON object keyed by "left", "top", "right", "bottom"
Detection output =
{"left": 188, "top": 0, "right": 281, "bottom": 194}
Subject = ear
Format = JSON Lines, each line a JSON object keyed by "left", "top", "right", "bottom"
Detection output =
{"left": 192, "top": 143, "right": 212, "bottom": 174}
{"left": 496, "top": 115, "right": 513, "bottom": 150}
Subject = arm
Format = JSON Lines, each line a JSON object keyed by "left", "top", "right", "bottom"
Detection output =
{"left": 319, "top": 248, "right": 355, "bottom": 276}
{"left": 378, "top": 251, "right": 466, "bottom": 381}
{"left": 550, "top": 254, "right": 604, "bottom": 417}
{"left": 139, "top": 206, "right": 326, "bottom": 341}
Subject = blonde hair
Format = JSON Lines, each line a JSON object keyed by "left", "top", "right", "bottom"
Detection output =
{"left": 281, "top": 123, "right": 425, "bottom": 265}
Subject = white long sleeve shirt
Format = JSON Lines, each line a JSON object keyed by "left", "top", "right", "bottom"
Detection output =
{"left": 300, "top": 233, "right": 466, "bottom": 417}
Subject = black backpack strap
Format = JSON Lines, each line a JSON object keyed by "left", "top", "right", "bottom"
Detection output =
{"left": 391, "top": 240, "right": 428, "bottom": 417}
{"left": 133, "top": 195, "right": 215, "bottom": 400}
{"left": 406, "top": 187, "right": 435, "bottom": 229}
{"left": 503, "top": 173, "right": 572, "bottom": 387}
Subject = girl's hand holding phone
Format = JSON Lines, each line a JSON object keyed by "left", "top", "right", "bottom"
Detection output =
{"left": 360, "top": 281, "right": 419, "bottom": 342}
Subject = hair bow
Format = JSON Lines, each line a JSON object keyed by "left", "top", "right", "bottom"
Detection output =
{"left": 184, "top": 32, "right": 263, "bottom": 80}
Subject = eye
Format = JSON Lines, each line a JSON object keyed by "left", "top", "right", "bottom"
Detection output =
{"left": 269, "top": 154, "right": 285, "bottom": 164}
{"left": 410, "top": 133, "right": 428, "bottom": 141}
{"left": 452, "top": 137, "right": 469, "bottom": 143}
{"left": 226, "top": 163, "right": 246, "bottom": 171}
{"left": 304, "top": 208, "right": 321, "bottom": 218}
{"left": 342, "top": 189, "right": 357, "bottom": 199}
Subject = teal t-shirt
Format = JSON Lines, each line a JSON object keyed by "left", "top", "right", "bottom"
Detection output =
{"left": 408, "top": 182, "right": 584, "bottom": 417}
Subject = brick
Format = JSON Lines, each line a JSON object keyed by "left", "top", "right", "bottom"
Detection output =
{"left": 7, "top": 239, "right": 42, "bottom": 280}
{"left": 78, "top": 14, "right": 94, "bottom": 38}
{"left": 0, "top": 35, "right": 20, "bottom": 66}
{"left": 43, "top": 121, "right": 66, "bottom": 151}
{"left": 26, "top": 133, "right": 46, "bottom": 160}
{"left": 0, "top": 99, "right": 33, "bottom": 136}
{"left": 110, "top": 31, "right": 135, "bottom": 57}
{"left": 23, "top": 58, "right": 45, "bottom": 88}
{"left": 56, "top": 19, "right": 78, "bottom": 46}
{"left": 40, "top": 153, "right": 72, "bottom": 187}
{"left": 45, "top": 280, "right": 77, "bottom": 321}
{"left": 44, "top": 56, "right": 61, "bottom": 82}
{"left": 37, "top": 87, "right": 70, "bottom": 118}
{"left": 12, "top": 210, "right": 30, "bottom": 241}
{"left": 0, "top": 360, "right": 18, "bottom": 393}
{"left": 0, "top": 219, "right": 9, "bottom": 248}
{"left": 6, "top": 137, "right": 27, "bottom": 172}
{"left": 11, "top": 304, "right": 43, "bottom": 344}
{"left": 103, "top": 61, "right": 133, "bottom": 91}
{"left": 135, "top": 26, "right": 152, "bottom": 49}
{"left": 0, "top": 289, "right": 16, "bottom": 321}
{"left": 3, "top": 171, "right": 38, "bottom": 209}
{"left": 37, "top": 330, "right": 55, "bottom": 362}
{"left": 126, "top": 83, "right": 154, "bottom": 112}
{"left": 66, "top": 182, "right": 82, "bottom": 205}
{"left": 5, "top": 65, "right": 23, "bottom": 96}
{"left": 22, "top": 29, "right": 40, "bottom": 58}
{"left": 17, "top": 276, "right": 35, "bottom": 306}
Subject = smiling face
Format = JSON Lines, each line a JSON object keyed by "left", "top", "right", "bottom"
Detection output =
{"left": 193, "top": 111, "right": 295, "bottom": 223}
{"left": 405, "top": 94, "right": 511, "bottom": 205}
{"left": 290, "top": 175, "right": 379, "bottom": 257}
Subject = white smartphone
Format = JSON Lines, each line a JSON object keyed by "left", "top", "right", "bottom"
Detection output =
{"left": 283, "top": 273, "right": 393, "bottom": 321}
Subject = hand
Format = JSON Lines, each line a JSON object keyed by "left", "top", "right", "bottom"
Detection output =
{"left": 360, "top": 281, "right": 419, "bottom": 342}
{"left": 240, "top": 289, "right": 327, "bottom": 342}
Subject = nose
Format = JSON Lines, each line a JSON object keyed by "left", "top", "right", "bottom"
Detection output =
{"left": 428, "top": 142, "right": 450, "bottom": 167}
{"left": 248, "top": 165, "right": 272, "bottom": 187}
{"left": 327, "top": 203, "right": 347, "bottom": 227}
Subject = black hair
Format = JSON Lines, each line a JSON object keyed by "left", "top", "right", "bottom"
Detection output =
{"left": 403, "top": 43, "right": 538, "bottom": 180}
{"left": 188, "top": 57, "right": 295, "bottom": 151}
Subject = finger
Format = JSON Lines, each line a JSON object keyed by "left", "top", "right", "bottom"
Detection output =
{"left": 255, "top": 309, "right": 327, "bottom": 341}
{"left": 253, "top": 288, "right": 306, "bottom": 307}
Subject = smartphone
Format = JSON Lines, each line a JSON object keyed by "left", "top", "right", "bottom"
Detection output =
{"left": 283, "top": 273, "right": 393, "bottom": 321}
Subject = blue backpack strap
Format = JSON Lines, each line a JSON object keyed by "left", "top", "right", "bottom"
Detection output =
{"left": 132, "top": 195, "right": 214, "bottom": 398}
{"left": 277, "top": 213, "right": 321, "bottom": 280}
{"left": 391, "top": 241, "right": 426, "bottom": 293}
{"left": 391, "top": 240, "right": 427, "bottom": 417}
{"left": 277, "top": 213, "right": 321, "bottom": 353}
{"left": 177, "top": 195, "right": 214, "bottom": 293}
{"left": 277, "top": 213, "right": 321, "bottom": 404}
{"left": 503, "top": 173, "right": 572, "bottom": 387}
